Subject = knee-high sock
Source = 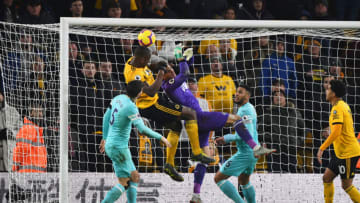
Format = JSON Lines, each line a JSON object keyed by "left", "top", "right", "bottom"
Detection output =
{"left": 102, "top": 183, "right": 124, "bottom": 203}
{"left": 194, "top": 163, "right": 207, "bottom": 194}
{"left": 186, "top": 120, "right": 201, "bottom": 155}
{"left": 234, "top": 119, "right": 258, "bottom": 149}
{"left": 166, "top": 131, "right": 180, "bottom": 166}
{"left": 240, "top": 182, "right": 256, "bottom": 203}
{"left": 217, "top": 180, "right": 244, "bottom": 203}
{"left": 126, "top": 181, "right": 138, "bottom": 203}
{"left": 323, "top": 182, "right": 334, "bottom": 203}
{"left": 345, "top": 185, "right": 360, "bottom": 202}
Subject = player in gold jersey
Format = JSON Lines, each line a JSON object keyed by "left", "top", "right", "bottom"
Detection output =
{"left": 317, "top": 79, "right": 360, "bottom": 203}
{"left": 124, "top": 46, "right": 215, "bottom": 182}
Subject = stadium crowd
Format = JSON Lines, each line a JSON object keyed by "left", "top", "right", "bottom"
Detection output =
{"left": 0, "top": 0, "right": 360, "bottom": 176}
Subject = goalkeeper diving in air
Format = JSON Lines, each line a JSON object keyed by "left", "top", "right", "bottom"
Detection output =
{"left": 162, "top": 47, "right": 275, "bottom": 203}
{"left": 100, "top": 80, "right": 171, "bottom": 203}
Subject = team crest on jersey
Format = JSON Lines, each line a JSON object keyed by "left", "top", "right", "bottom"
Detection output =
{"left": 175, "top": 104, "right": 180, "bottom": 109}
{"left": 169, "top": 79, "right": 175, "bottom": 84}
{"left": 135, "top": 75, "right": 141, "bottom": 80}
{"left": 242, "top": 115, "right": 252, "bottom": 124}
{"left": 145, "top": 69, "right": 152, "bottom": 76}
{"left": 333, "top": 110, "right": 337, "bottom": 114}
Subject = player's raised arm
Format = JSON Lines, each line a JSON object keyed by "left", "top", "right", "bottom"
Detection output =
{"left": 142, "top": 61, "right": 166, "bottom": 97}
{"left": 132, "top": 116, "right": 171, "bottom": 148}
{"left": 163, "top": 48, "right": 194, "bottom": 92}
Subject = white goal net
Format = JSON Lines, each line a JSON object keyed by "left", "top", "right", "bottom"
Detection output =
{"left": 0, "top": 19, "right": 360, "bottom": 202}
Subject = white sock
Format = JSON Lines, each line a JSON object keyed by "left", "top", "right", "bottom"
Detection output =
{"left": 253, "top": 145, "right": 260, "bottom": 151}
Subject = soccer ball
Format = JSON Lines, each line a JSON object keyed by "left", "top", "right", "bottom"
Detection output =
{"left": 138, "top": 29, "right": 156, "bottom": 47}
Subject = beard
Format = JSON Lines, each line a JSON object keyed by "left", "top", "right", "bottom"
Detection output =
{"left": 234, "top": 98, "right": 244, "bottom": 105}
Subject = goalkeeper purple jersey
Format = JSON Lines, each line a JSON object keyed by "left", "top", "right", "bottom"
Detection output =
{"left": 162, "top": 62, "right": 202, "bottom": 112}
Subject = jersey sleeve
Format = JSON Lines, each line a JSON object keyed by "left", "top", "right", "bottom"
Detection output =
{"left": 331, "top": 105, "right": 344, "bottom": 125}
{"left": 163, "top": 62, "right": 189, "bottom": 91}
{"left": 127, "top": 103, "right": 142, "bottom": 123}
{"left": 127, "top": 104, "right": 162, "bottom": 140}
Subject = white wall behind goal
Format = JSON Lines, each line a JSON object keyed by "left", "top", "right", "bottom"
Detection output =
{"left": 0, "top": 173, "right": 357, "bottom": 202}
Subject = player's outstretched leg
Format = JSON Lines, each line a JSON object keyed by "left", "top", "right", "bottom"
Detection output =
{"left": 214, "top": 172, "right": 244, "bottom": 203}
{"left": 228, "top": 114, "right": 275, "bottom": 157}
{"left": 181, "top": 107, "right": 215, "bottom": 164}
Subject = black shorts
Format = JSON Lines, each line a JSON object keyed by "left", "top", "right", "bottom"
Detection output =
{"left": 328, "top": 156, "right": 360, "bottom": 179}
{"left": 139, "top": 96, "right": 182, "bottom": 126}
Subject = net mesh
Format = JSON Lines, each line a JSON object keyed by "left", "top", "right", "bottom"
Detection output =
{"left": 0, "top": 21, "right": 360, "bottom": 202}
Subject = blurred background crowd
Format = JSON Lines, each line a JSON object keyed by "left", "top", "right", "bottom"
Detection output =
{"left": 1, "top": 0, "right": 360, "bottom": 24}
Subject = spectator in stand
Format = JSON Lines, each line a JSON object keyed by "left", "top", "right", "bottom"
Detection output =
{"left": 195, "top": 44, "right": 221, "bottom": 76}
{"left": 312, "top": 0, "right": 331, "bottom": 20}
{"left": 104, "top": 0, "right": 122, "bottom": 18}
{"left": 198, "top": 56, "right": 236, "bottom": 114}
{"left": 238, "top": 0, "right": 273, "bottom": 20}
{"left": 335, "top": 0, "right": 360, "bottom": 21}
{"left": 95, "top": 56, "right": 123, "bottom": 110}
{"left": 223, "top": 7, "right": 237, "bottom": 19}
{"left": 69, "top": 42, "right": 84, "bottom": 86}
{"left": 299, "top": 9, "right": 311, "bottom": 20}
{"left": 258, "top": 90, "right": 305, "bottom": 173}
{"left": 188, "top": 0, "right": 227, "bottom": 19}
{"left": 241, "top": 35, "right": 273, "bottom": 88}
{"left": 69, "top": 59, "right": 104, "bottom": 172}
{"left": 12, "top": 102, "right": 47, "bottom": 173}
{"left": 328, "top": 60, "right": 344, "bottom": 80}
{"left": 140, "top": 0, "right": 177, "bottom": 19}
{"left": 260, "top": 37, "right": 297, "bottom": 99}
{"left": 19, "top": 0, "right": 55, "bottom": 24}
{"left": 219, "top": 39, "right": 237, "bottom": 81}
{"left": 19, "top": 55, "right": 48, "bottom": 105}
{"left": 69, "top": 0, "right": 83, "bottom": 17}
{"left": 4, "top": 35, "right": 42, "bottom": 117}
{"left": 298, "top": 39, "right": 338, "bottom": 96}
{"left": 0, "top": 0, "right": 19, "bottom": 22}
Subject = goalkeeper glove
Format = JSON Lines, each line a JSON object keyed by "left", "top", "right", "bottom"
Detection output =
{"left": 183, "top": 48, "right": 193, "bottom": 62}
{"left": 174, "top": 43, "right": 183, "bottom": 60}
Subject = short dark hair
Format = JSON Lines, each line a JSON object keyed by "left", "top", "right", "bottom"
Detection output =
{"left": 330, "top": 79, "right": 346, "bottom": 98}
{"left": 134, "top": 46, "right": 151, "bottom": 58}
{"left": 272, "top": 78, "right": 285, "bottom": 86}
{"left": 126, "top": 80, "right": 144, "bottom": 98}
{"left": 239, "top": 84, "right": 251, "bottom": 95}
